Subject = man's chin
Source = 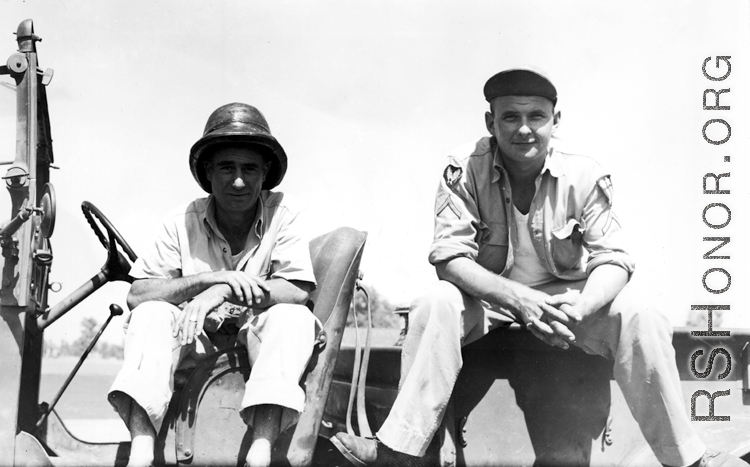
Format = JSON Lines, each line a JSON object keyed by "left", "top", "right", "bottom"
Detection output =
{"left": 511, "top": 149, "right": 543, "bottom": 161}
{"left": 218, "top": 197, "right": 257, "bottom": 213}
{"left": 499, "top": 145, "right": 547, "bottom": 164}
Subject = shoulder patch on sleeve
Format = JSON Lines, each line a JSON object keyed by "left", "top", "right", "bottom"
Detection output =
{"left": 596, "top": 176, "right": 614, "bottom": 207}
{"left": 443, "top": 165, "right": 463, "bottom": 187}
{"left": 596, "top": 176, "right": 620, "bottom": 233}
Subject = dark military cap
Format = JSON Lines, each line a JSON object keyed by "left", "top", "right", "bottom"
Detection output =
{"left": 483, "top": 68, "right": 557, "bottom": 105}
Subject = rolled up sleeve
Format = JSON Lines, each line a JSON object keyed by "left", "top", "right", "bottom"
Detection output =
{"left": 268, "top": 208, "right": 316, "bottom": 285}
{"left": 582, "top": 175, "right": 635, "bottom": 275}
{"left": 128, "top": 216, "right": 183, "bottom": 280}
{"left": 428, "top": 158, "right": 482, "bottom": 265}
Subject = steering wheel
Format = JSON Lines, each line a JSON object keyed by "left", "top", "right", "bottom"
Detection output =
{"left": 81, "top": 201, "right": 138, "bottom": 282}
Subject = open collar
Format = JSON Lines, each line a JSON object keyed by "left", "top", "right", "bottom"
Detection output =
{"left": 491, "top": 138, "right": 566, "bottom": 183}
{"left": 201, "top": 194, "right": 265, "bottom": 241}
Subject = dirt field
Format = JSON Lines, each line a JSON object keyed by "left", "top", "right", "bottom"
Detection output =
{"left": 41, "top": 356, "right": 121, "bottom": 418}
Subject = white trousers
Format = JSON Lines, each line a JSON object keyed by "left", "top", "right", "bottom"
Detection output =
{"left": 108, "top": 301, "right": 317, "bottom": 434}
{"left": 376, "top": 280, "right": 706, "bottom": 467}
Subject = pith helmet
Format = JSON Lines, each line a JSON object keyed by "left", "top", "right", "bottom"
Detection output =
{"left": 189, "top": 103, "right": 288, "bottom": 192}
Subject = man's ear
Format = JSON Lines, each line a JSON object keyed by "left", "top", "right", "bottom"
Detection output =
{"left": 484, "top": 110, "right": 495, "bottom": 136}
{"left": 262, "top": 160, "right": 272, "bottom": 180}
{"left": 552, "top": 109, "right": 562, "bottom": 133}
{"left": 203, "top": 160, "right": 213, "bottom": 178}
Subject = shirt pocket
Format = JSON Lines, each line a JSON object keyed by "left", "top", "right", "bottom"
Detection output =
{"left": 550, "top": 219, "right": 584, "bottom": 271}
{"left": 478, "top": 221, "right": 509, "bottom": 274}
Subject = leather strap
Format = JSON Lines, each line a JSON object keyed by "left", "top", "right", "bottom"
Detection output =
{"left": 345, "top": 289, "right": 362, "bottom": 436}
{"left": 344, "top": 279, "right": 373, "bottom": 438}
{"left": 355, "top": 281, "right": 373, "bottom": 437}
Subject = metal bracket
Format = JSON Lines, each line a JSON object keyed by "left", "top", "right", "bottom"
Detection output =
{"left": 741, "top": 342, "right": 749, "bottom": 392}
{"left": 601, "top": 415, "right": 614, "bottom": 450}
{"left": 458, "top": 416, "right": 468, "bottom": 448}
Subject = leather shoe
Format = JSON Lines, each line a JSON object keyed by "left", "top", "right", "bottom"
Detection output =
{"left": 694, "top": 448, "right": 749, "bottom": 467}
{"left": 331, "top": 433, "right": 378, "bottom": 466}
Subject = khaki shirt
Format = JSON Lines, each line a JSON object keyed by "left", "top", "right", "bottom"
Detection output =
{"left": 429, "top": 137, "right": 635, "bottom": 281}
{"left": 129, "top": 191, "right": 316, "bottom": 286}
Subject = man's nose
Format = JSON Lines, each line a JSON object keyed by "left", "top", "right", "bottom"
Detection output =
{"left": 518, "top": 123, "right": 532, "bottom": 136}
{"left": 232, "top": 174, "right": 246, "bottom": 189}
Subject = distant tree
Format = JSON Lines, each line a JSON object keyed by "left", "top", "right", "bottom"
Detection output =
{"left": 686, "top": 309, "right": 723, "bottom": 329}
{"left": 42, "top": 339, "right": 60, "bottom": 358}
{"left": 71, "top": 317, "right": 99, "bottom": 355}
{"left": 346, "top": 281, "right": 400, "bottom": 329}
{"left": 97, "top": 341, "right": 124, "bottom": 359}
{"left": 44, "top": 317, "right": 124, "bottom": 359}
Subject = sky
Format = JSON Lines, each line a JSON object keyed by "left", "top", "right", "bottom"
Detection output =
{"left": 1, "top": 0, "right": 749, "bottom": 345}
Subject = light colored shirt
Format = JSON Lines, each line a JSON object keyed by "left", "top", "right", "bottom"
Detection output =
{"left": 429, "top": 136, "right": 635, "bottom": 281}
{"left": 507, "top": 205, "right": 556, "bottom": 287}
{"left": 129, "top": 191, "right": 316, "bottom": 286}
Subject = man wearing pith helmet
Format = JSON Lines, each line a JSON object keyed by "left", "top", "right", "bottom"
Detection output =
{"left": 108, "top": 103, "right": 317, "bottom": 467}
{"left": 332, "top": 69, "right": 748, "bottom": 467}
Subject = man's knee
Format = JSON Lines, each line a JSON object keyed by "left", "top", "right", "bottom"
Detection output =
{"left": 262, "top": 303, "right": 315, "bottom": 330}
{"left": 609, "top": 289, "right": 673, "bottom": 339}
{"left": 409, "top": 280, "right": 467, "bottom": 325}
{"left": 241, "top": 305, "right": 315, "bottom": 363}
{"left": 127, "top": 301, "right": 178, "bottom": 330}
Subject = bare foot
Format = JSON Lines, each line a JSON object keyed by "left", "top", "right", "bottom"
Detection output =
{"left": 246, "top": 438, "right": 272, "bottom": 467}
{"left": 244, "top": 404, "right": 281, "bottom": 467}
{"left": 109, "top": 391, "right": 156, "bottom": 467}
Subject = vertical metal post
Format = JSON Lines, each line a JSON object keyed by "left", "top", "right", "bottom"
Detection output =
{"left": 0, "top": 18, "right": 42, "bottom": 466}
{"left": 12, "top": 21, "right": 38, "bottom": 307}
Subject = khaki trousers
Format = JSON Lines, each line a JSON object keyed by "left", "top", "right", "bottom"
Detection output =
{"left": 108, "top": 301, "right": 317, "bottom": 434}
{"left": 376, "top": 280, "right": 705, "bottom": 467}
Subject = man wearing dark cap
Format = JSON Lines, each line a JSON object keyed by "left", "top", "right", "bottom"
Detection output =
{"left": 332, "top": 69, "right": 747, "bottom": 467}
{"left": 108, "top": 103, "right": 317, "bottom": 467}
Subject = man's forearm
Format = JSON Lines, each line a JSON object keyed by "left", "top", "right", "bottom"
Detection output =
{"left": 435, "top": 257, "right": 549, "bottom": 319}
{"left": 252, "top": 279, "right": 312, "bottom": 309}
{"left": 127, "top": 273, "right": 312, "bottom": 311}
{"left": 438, "top": 257, "right": 574, "bottom": 348}
{"left": 127, "top": 274, "right": 222, "bottom": 309}
{"left": 579, "top": 264, "right": 629, "bottom": 316}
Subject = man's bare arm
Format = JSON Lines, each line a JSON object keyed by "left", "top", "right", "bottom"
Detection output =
{"left": 171, "top": 278, "right": 312, "bottom": 345}
{"left": 435, "top": 257, "right": 571, "bottom": 348}
{"left": 128, "top": 274, "right": 221, "bottom": 309}
{"left": 540, "top": 264, "right": 629, "bottom": 329}
{"left": 578, "top": 264, "right": 628, "bottom": 316}
{"left": 127, "top": 271, "right": 312, "bottom": 310}
{"left": 255, "top": 278, "right": 312, "bottom": 308}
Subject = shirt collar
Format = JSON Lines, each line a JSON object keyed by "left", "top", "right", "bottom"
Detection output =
{"left": 201, "top": 194, "right": 265, "bottom": 240}
{"left": 543, "top": 147, "right": 565, "bottom": 178}
{"left": 491, "top": 138, "right": 566, "bottom": 183}
{"left": 254, "top": 194, "right": 266, "bottom": 238}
